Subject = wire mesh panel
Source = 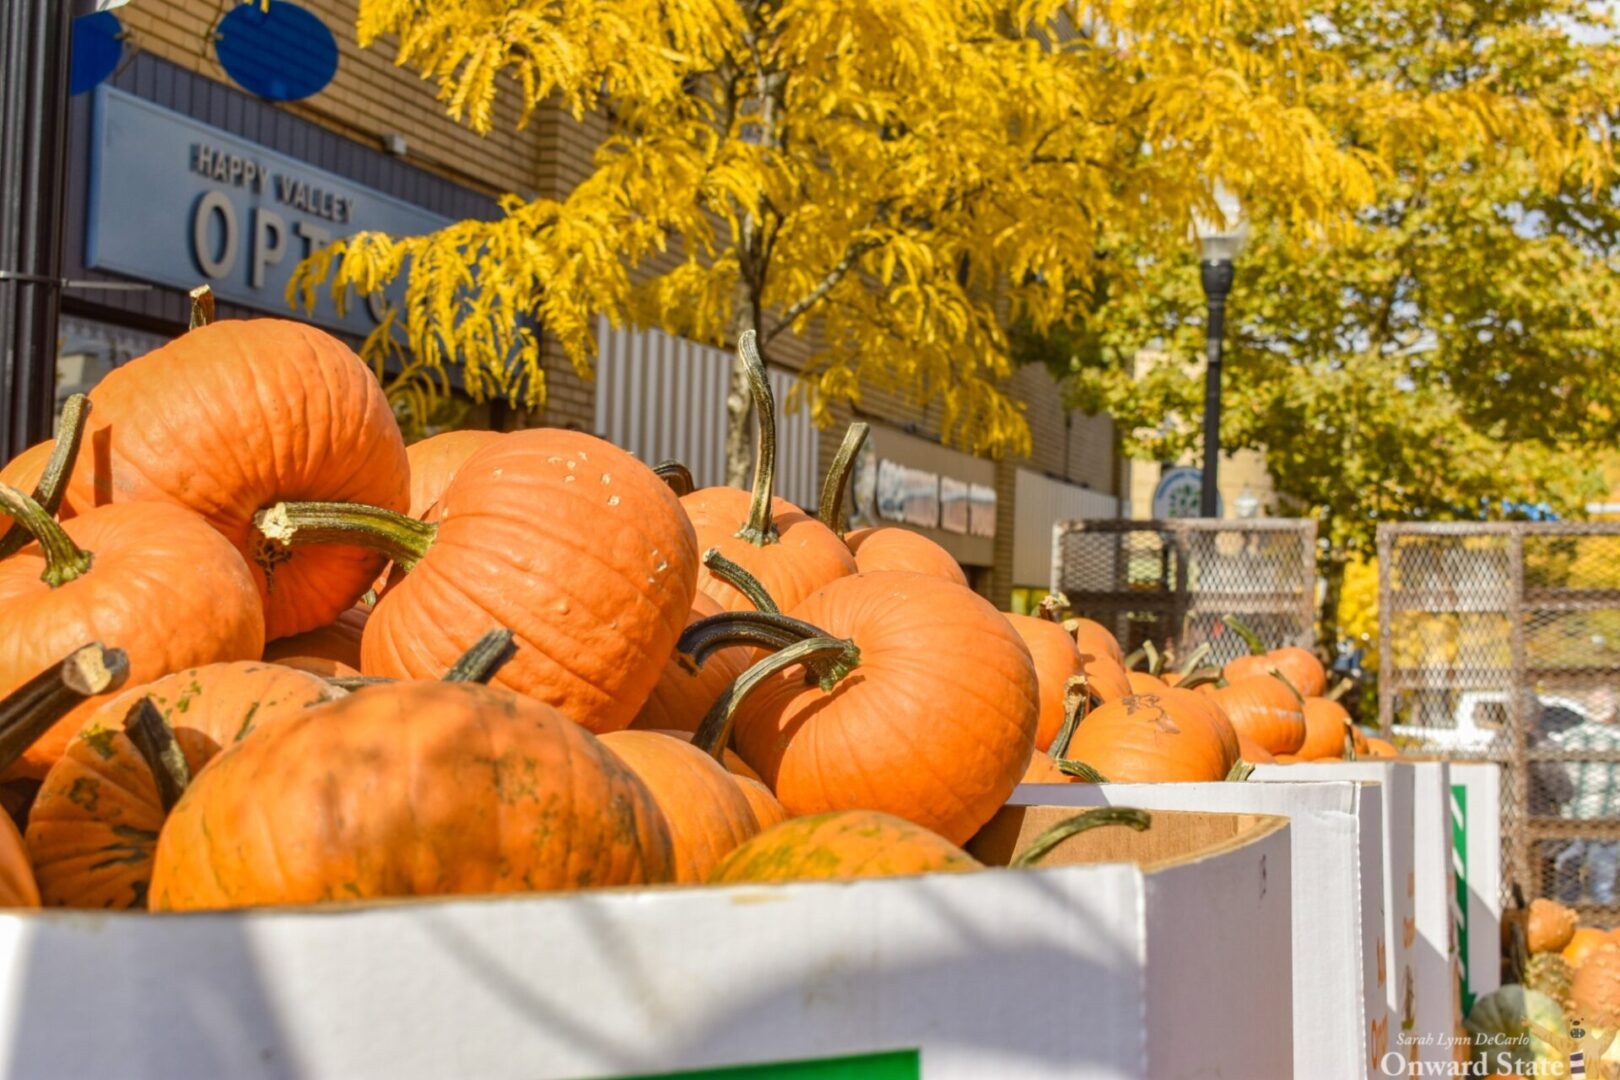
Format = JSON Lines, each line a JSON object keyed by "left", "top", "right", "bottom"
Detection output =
{"left": 1379, "top": 523, "right": 1620, "bottom": 917}
{"left": 1050, "top": 519, "right": 1318, "bottom": 665}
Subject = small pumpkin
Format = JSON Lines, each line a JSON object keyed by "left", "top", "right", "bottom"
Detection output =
{"left": 150, "top": 681, "right": 676, "bottom": 910}
{"left": 681, "top": 334, "right": 854, "bottom": 613}
{"left": 1220, "top": 616, "right": 1327, "bottom": 698}
{"left": 1063, "top": 692, "right": 1232, "bottom": 782}
{"left": 0, "top": 488, "right": 265, "bottom": 780}
{"left": 258, "top": 429, "right": 698, "bottom": 734}
{"left": 66, "top": 319, "right": 410, "bottom": 641}
{"left": 405, "top": 429, "right": 503, "bottom": 520}
{"left": 1564, "top": 927, "right": 1610, "bottom": 968}
{"left": 1365, "top": 736, "right": 1399, "bottom": 758}
{"left": 262, "top": 604, "right": 369, "bottom": 673}
{"left": 1067, "top": 617, "right": 1132, "bottom": 702}
{"left": 1527, "top": 897, "right": 1579, "bottom": 954}
{"left": 1571, "top": 945, "right": 1620, "bottom": 1028}
{"left": 599, "top": 730, "right": 762, "bottom": 883}
{"left": 1299, "top": 697, "right": 1354, "bottom": 760}
{"left": 26, "top": 661, "right": 340, "bottom": 909}
{"left": 709, "top": 810, "right": 981, "bottom": 884}
{"left": 629, "top": 593, "right": 751, "bottom": 734}
{"left": 1214, "top": 675, "right": 1307, "bottom": 756}
{"left": 1005, "top": 613, "right": 1084, "bottom": 753}
{"left": 691, "top": 572, "right": 1038, "bottom": 844}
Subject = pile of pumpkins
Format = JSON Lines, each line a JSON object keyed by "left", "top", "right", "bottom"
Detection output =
{"left": 0, "top": 310, "right": 1347, "bottom": 914}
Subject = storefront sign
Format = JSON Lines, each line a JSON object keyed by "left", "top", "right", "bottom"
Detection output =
{"left": 1152, "top": 466, "right": 1219, "bottom": 519}
{"left": 86, "top": 87, "right": 450, "bottom": 337}
{"left": 870, "top": 458, "right": 995, "bottom": 538}
{"left": 968, "top": 483, "right": 996, "bottom": 538}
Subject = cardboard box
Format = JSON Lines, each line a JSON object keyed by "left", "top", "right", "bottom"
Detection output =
{"left": 1444, "top": 761, "right": 1504, "bottom": 1013}
{"left": 0, "top": 808, "right": 1289, "bottom": 1080}
{"left": 1409, "top": 760, "right": 1465, "bottom": 1057}
{"left": 1014, "top": 779, "right": 1383, "bottom": 1078}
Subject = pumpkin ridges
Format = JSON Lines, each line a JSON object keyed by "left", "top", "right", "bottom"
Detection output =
{"left": 708, "top": 810, "right": 981, "bottom": 884}
{"left": 405, "top": 430, "right": 503, "bottom": 520}
{"left": 845, "top": 527, "right": 968, "bottom": 586}
{"left": 1005, "top": 613, "right": 1082, "bottom": 752}
{"left": 1214, "top": 675, "right": 1308, "bottom": 756}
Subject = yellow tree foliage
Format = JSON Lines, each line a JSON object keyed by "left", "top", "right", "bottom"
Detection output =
{"left": 293, "top": 0, "right": 1607, "bottom": 476}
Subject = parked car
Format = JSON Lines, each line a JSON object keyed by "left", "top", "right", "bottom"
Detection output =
{"left": 1391, "top": 690, "right": 1593, "bottom": 754}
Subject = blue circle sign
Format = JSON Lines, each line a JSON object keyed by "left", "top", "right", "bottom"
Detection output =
{"left": 1152, "top": 467, "right": 1220, "bottom": 519}
{"left": 70, "top": 12, "right": 123, "bottom": 96}
{"left": 215, "top": 1, "right": 339, "bottom": 103}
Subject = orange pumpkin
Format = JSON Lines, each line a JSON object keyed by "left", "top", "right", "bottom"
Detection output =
{"left": 27, "top": 662, "right": 340, "bottom": 909}
{"left": 0, "top": 490, "right": 265, "bottom": 780}
{"left": 150, "top": 682, "right": 676, "bottom": 910}
{"left": 639, "top": 728, "right": 763, "bottom": 782}
{"left": 1128, "top": 671, "right": 1167, "bottom": 695}
{"left": 262, "top": 604, "right": 369, "bottom": 672}
{"left": 1064, "top": 693, "right": 1231, "bottom": 782}
{"left": 0, "top": 441, "right": 55, "bottom": 552}
{"left": 1214, "top": 675, "right": 1307, "bottom": 756}
{"left": 406, "top": 429, "right": 503, "bottom": 520}
{"left": 600, "top": 730, "right": 762, "bottom": 883}
{"left": 0, "top": 814, "right": 39, "bottom": 908}
{"left": 1237, "top": 733, "right": 1276, "bottom": 764}
{"left": 1220, "top": 619, "right": 1328, "bottom": 699}
{"left": 1565, "top": 927, "right": 1610, "bottom": 967}
{"left": 845, "top": 528, "right": 967, "bottom": 586}
{"left": 629, "top": 593, "right": 752, "bottom": 733}
{"left": 1021, "top": 751, "right": 1079, "bottom": 784}
{"left": 1572, "top": 945, "right": 1620, "bottom": 1029}
{"left": 714, "top": 572, "right": 1038, "bottom": 845}
{"left": 1005, "top": 613, "right": 1084, "bottom": 752}
{"left": 1069, "top": 617, "right": 1126, "bottom": 667}
{"left": 1365, "top": 736, "right": 1399, "bottom": 758}
{"left": 709, "top": 810, "right": 981, "bottom": 883}
{"left": 735, "top": 776, "right": 791, "bottom": 828}
{"left": 682, "top": 335, "right": 853, "bottom": 613}
{"left": 66, "top": 320, "right": 409, "bottom": 641}
{"left": 1160, "top": 686, "right": 1240, "bottom": 768}
{"left": 1299, "top": 697, "right": 1354, "bottom": 760}
{"left": 259, "top": 429, "right": 698, "bottom": 734}
{"left": 1528, "top": 897, "right": 1579, "bottom": 954}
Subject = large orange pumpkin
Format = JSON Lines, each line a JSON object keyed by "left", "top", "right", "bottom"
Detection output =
{"left": 709, "top": 810, "right": 981, "bottom": 884}
{"left": 406, "top": 429, "right": 503, "bottom": 520}
{"left": 706, "top": 572, "right": 1038, "bottom": 845}
{"left": 1214, "top": 675, "right": 1307, "bottom": 756}
{"left": 681, "top": 334, "right": 853, "bottom": 613}
{"left": 629, "top": 593, "right": 751, "bottom": 733}
{"left": 1220, "top": 618, "right": 1328, "bottom": 698}
{"left": 1299, "top": 697, "right": 1354, "bottom": 760}
{"left": 0, "top": 489, "right": 264, "bottom": 779}
{"left": 1064, "top": 693, "right": 1232, "bottom": 782}
{"left": 261, "top": 604, "right": 369, "bottom": 674}
{"left": 1005, "top": 613, "right": 1084, "bottom": 752}
{"left": 600, "top": 730, "right": 761, "bottom": 883}
{"left": 150, "top": 682, "right": 676, "bottom": 910}
{"left": 259, "top": 429, "right": 698, "bottom": 734}
{"left": 27, "top": 662, "right": 340, "bottom": 909}
{"left": 65, "top": 320, "right": 409, "bottom": 641}
{"left": 844, "top": 528, "right": 967, "bottom": 586}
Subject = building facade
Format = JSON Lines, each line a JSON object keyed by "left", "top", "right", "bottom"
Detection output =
{"left": 46, "top": 0, "right": 1122, "bottom": 606}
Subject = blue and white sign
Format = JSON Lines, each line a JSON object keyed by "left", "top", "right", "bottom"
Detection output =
{"left": 1152, "top": 466, "right": 1219, "bottom": 519}
{"left": 87, "top": 87, "right": 450, "bottom": 338}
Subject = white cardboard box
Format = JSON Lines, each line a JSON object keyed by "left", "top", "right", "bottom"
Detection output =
{"left": 0, "top": 808, "right": 1290, "bottom": 1080}
{"left": 1015, "top": 780, "right": 1383, "bottom": 1078}
{"left": 1410, "top": 760, "right": 1465, "bottom": 1057}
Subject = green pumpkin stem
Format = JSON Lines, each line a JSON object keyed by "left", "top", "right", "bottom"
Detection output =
{"left": 1010, "top": 807, "right": 1152, "bottom": 868}
{"left": 678, "top": 610, "right": 831, "bottom": 667}
{"left": 690, "top": 636, "right": 858, "bottom": 761}
{"left": 1226, "top": 759, "right": 1256, "bottom": 782}
{"left": 1175, "top": 667, "right": 1224, "bottom": 691}
{"left": 702, "top": 548, "right": 780, "bottom": 614}
{"left": 1221, "top": 614, "right": 1266, "bottom": 656}
{"left": 1047, "top": 675, "right": 1092, "bottom": 759}
{"left": 1344, "top": 732, "right": 1358, "bottom": 760}
{"left": 1037, "top": 593, "right": 1068, "bottom": 623}
{"left": 1177, "top": 642, "right": 1213, "bottom": 676}
{"left": 1122, "top": 646, "right": 1146, "bottom": 670}
{"left": 124, "top": 698, "right": 191, "bottom": 812}
{"left": 1267, "top": 666, "right": 1304, "bottom": 704}
{"left": 443, "top": 628, "right": 517, "bottom": 684}
{"left": 327, "top": 676, "right": 395, "bottom": 691}
{"left": 254, "top": 501, "right": 438, "bottom": 571}
{"left": 1142, "top": 640, "right": 1162, "bottom": 676}
{"left": 189, "top": 284, "right": 216, "bottom": 329}
{"left": 817, "top": 422, "right": 868, "bottom": 537}
{"left": 0, "top": 643, "right": 129, "bottom": 775}
{"left": 0, "top": 484, "right": 93, "bottom": 587}
{"left": 735, "top": 330, "right": 779, "bottom": 547}
{"left": 1327, "top": 677, "right": 1353, "bottom": 703}
{"left": 0, "top": 393, "right": 91, "bottom": 562}
{"left": 1053, "top": 759, "right": 1108, "bottom": 783}
{"left": 653, "top": 460, "right": 694, "bottom": 498}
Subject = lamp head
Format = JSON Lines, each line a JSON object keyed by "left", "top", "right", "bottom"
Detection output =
{"left": 1192, "top": 184, "right": 1248, "bottom": 264}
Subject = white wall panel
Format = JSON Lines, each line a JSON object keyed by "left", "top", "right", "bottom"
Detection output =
{"left": 1013, "top": 468, "right": 1120, "bottom": 587}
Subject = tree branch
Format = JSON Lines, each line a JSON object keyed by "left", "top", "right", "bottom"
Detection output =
{"left": 763, "top": 236, "right": 885, "bottom": 343}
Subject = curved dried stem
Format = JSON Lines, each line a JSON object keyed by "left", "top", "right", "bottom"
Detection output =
{"left": 443, "top": 628, "right": 516, "bottom": 684}
{"left": 1011, "top": 808, "right": 1151, "bottom": 868}
{"left": 690, "top": 636, "right": 859, "bottom": 760}
{"left": 124, "top": 698, "right": 191, "bottom": 812}
{"left": 702, "top": 548, "right": 780, "bottom": 614}
{"left": 817, "top": 422, "right": 868, "bottom": 537}
{"left": 653, "top": 460, "right": 694, "bottom": 498}
{"left": 0, "top": 643, "right": 129, "bottom": 774}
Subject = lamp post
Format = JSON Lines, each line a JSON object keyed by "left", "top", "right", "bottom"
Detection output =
{"left": 1193, "top": 188, "right": 1247, "bottom": 518}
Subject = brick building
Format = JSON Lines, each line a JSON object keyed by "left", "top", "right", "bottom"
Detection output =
{"left": 52, "top": 0, "right": 1122, "bottom": 605}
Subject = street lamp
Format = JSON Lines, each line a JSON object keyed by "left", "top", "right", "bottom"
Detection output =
{"left": 1192, "top": 187, "right": 1247, "bottom": 518}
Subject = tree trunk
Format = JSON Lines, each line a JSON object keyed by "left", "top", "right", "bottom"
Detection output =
{"left": 724, "top": 305, "right": 761, "bottom": 489}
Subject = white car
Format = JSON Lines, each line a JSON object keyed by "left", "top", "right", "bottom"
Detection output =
{"left": 1391, "top": 690, "right": 1593, "bottom": 753}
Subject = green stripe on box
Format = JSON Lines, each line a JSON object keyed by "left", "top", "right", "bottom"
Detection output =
{"left": 1452, "top": 783, "right": 1472, "bottom": 1016}
{"left": 622, "top": 1049, "right": 921, "bottom": 1079}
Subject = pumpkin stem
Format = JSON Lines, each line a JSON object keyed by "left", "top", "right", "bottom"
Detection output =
{"left": 1142, "top": 640, "right": 1162, "bottom": 676}
{"left": 0, "top": 643, "right": 129, "bottom": 775}
{"left": 1267, "top": 666, "right": 1304, "bottom": 704}
{"left": 1175, "top": 667, "right": 1224, "bottom": 691}
{"left": 0, "top": 393, "right": 90, "bottom": 562}
{"left": 1037, "top": 593, "right": 1068, "bottom": 623}
{"left": 1327, "top": 677, "right": 1353, "bottom": 703}
{"left": 1047, "top": 675, "right": 1092, "bottom": 759}
{"left": 1053, "top": 759, "right": 1108, "bottom": 783}
{"left": 123, "top": 698, "right": 192, "bottom": 812}
{"left": 1121, "top": 646, "right": 1146, "bottom": 670}
{"left": 690, "top": 636, "right": 858, "bottom": 760}
{"left": 1010, "top": 807, "right": 1152, "bottom": 868}
{"left": 817, "top": 422, "right": 868, "bottom": 537}
{"left": 443, "top": 628, "right": 517, "bottom": 684}
{"left": 678, "top": 610, "right": 830, "bottom": 666}
{"left": 1225, "top": 759, "right": 1256, "bottom": 782}
{"left": 327, "top": 676, "right": 395, "bottom": 691}
{"left": 253, "top": 501, "right": 438, "bottom": 572}
{"left": 735, "top": 330, "right": 780, "bottom": 547}
{"left": 653, "top": 460, "right": 694, "bottom": 498}
{"left": 1343, "top": 732, "right": 1358, "bottom": 760}
{"left": 0, "top": 484, "right": 93, "bottom": 587}
{"left": 1177, "top": 642, "right": 1212, "bottom": 677}
{"left": 702, "top": 548, "right": 780, "bottom": 614}
{"left": 1220, "top": 614, "right": 1266, "bottom": 656}
{"left": 189, "top": 284, "right": 215, "bottom": 329}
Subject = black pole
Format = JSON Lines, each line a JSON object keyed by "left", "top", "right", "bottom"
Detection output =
{"left": 1199, "top": 258, "right": 1235, "bottom": 518}
{"left": 0, "top": 0, "right": 74, "bottom": 459}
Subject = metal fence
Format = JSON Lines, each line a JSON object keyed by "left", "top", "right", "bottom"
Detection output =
{"left": 1050, "top": 518, "right": 1318, "bottom": 666}
{"left": 1378, "top": 522, "right": 1620, "bottom": 915}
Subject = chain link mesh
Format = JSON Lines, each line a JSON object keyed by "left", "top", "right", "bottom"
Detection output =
{"left": 1379, "top": 523, "right": 1620, "bottom": 916}
{"left": 1051, "top": 519, "right": 1318, "bottom": 666}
